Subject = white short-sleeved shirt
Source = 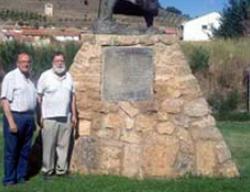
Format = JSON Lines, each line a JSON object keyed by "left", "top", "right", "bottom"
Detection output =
{"left": 37, "top": 69, "right": 75, "bottom": 119}
{"left": 1, "top": 68, "right": 37, "bottom": 112}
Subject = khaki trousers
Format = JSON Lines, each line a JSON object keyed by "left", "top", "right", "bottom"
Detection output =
{"left": 41, "top": 117, "right": 72, "bottom": 175}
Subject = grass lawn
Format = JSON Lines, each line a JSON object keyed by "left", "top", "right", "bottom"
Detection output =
{"left": 0, "top": 121, "right": 249, "bottom": 192}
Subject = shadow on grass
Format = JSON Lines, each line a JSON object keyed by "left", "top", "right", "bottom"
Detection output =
{"left": 27, "top": 131, "right": 43, "bottom": 180}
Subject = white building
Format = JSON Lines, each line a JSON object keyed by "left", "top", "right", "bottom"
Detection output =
{"left": 181, "top": 12, "right": 221, "bottom": 41}
{"left": 53, "top": 31, "right": 81, "bottom": 42}
{"left": 45, "top": 3, "right": 53, "bottom": 17}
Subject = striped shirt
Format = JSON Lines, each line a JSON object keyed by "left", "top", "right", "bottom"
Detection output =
{"left": 1, "top": 68, "right": 36, "bottom": 112}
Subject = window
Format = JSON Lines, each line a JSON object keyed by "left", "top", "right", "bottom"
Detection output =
{"left": 202, "top": 25, "right": 208, "bottom": 30}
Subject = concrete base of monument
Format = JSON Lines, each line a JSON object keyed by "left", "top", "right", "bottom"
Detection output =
{"left": 69, "top": 34, "right": 239, "bottom": 179}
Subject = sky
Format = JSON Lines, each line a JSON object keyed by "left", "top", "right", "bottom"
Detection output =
{"left": 159, "top": 0, "right": 228, "bottom": 17}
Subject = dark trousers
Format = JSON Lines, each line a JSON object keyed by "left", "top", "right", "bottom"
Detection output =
{"left": 2, "top": 112, "right": 35, "bottom": 185}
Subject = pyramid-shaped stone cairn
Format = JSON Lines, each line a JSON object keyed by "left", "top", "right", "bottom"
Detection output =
{"left": 69, "top": 34, "right": 239, "bottom": 178}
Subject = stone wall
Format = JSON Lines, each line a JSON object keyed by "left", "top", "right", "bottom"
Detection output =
{"left": 69, "top": 34, "right": 239, "bottom": 178}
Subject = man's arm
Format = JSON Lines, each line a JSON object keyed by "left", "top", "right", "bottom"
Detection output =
{"left": 1, "top": 99, "right": 17, "bottom": 133}
{"left": 37, "top": 95, "right": 43, "bottom": 129}
{"left": 1, "top": 74, "right": 17, "bottom": 133}
{"left": 71, "top": 93, "right": 77, "bottom": 129}
{"left": 37, "top": 73, "right": 45, "bottom": 129}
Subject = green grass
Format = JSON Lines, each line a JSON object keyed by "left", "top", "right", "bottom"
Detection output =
{"left": 0, "top": 121, "right": 250, "bottom": 192}
{"left": 214, "top": 112, "right": 250, "bottom": 122}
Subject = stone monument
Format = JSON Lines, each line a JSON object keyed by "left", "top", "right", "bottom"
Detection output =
{"left": 69, "top": 1, "right": 239, "bottom": 178}
{"left": 69, "top": 34, "right": 239, "bottom": 178}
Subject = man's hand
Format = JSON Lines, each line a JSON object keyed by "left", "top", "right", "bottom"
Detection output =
{"left": 38, "top": 117, "right": 44, "bottom": 129}
{"left": 9, "top": 121, "right": 18, "bottom": 133}
{"left": 71, "top": 115, "right": 77, "bottom": 129}
{"left": 1, "top": 99, "right": 18, "bottom": 133}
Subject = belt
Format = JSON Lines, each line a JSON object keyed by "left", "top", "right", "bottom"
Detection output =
{"left": 12, "top": 111, "right": 34, "bottom": 115}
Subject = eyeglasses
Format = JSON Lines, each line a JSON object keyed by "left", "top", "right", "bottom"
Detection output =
{"left": 19, "top": 60, "right": 32, "bottom": 64}
{"left": 53, "top": 59, "right": 65, "bottom": 62}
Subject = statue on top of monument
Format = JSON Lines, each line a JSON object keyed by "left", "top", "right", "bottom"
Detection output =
{"left": 92, "top": 0, "right": 160, "bottom": 34}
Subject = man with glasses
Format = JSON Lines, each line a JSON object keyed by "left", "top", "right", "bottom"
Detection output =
{"left": 1, "top": 52, "right": 36, "bottom": 186}
{"left": 37, "top": 52, "right": 77, "bottom": 179}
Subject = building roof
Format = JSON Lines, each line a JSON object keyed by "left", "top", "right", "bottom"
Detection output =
{"left": 3, "top": 28, "right": 81, "bottom": 38}
{"left": 50, "top": 31, "right": 81, "bottom": 36}
{"left": 164, "top": 27, "right": 178, "bottom": 35}
{"left": 182, "top": 12, "right": 221, "bottom": 26}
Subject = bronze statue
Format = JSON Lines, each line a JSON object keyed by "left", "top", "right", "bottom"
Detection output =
{"left": 93, "top": 0, "right": 160, "bottom": 34}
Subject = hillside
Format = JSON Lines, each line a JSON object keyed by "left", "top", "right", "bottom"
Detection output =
{"left": 0, "top": 0, "right": 187, "bottom": 27}
{"left": 0, "top": 0, "right": 91, "bottom": 19}
{"left": 181, "top": 38, "right": 250, "bottom": 113}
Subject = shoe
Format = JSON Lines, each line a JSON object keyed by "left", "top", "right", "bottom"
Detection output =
{"left": 17, "top": 178, "right": 27, "bottom": 184}
{"left": 3, "top": 182, "right": 16, "bottom": 187}
{"left": 42, "top": 173, "right": 55, "bottom": 181}
{"left": 56, "top": 173, "right": 73, "bottom": 179}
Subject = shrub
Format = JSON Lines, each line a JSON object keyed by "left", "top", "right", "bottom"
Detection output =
{"left": 0, "top": 9, "right": 47, "bottom": 23}
{"left": 208, "top": 90, "right": 240, "bottom": 114}
{"left": 189, "top": 46, "right": 209, "bottom": 73}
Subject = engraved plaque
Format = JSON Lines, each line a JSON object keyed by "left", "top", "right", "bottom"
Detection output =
{"left": 102, "top": 47, "right": 154, "bottom": 101}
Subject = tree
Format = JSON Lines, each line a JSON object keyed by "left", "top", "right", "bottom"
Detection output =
{"left": 215, "top": 0, "right": 249, "bottom": 38}
{"left": 183, "top": 14, "right": 191, "bottom": 20}
{"left": 165, "top": 6, "right": 182, "bottom": 15}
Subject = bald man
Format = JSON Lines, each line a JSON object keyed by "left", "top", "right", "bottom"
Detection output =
{"left": 1, "top": 52, "right": 36, "bottom": 186}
